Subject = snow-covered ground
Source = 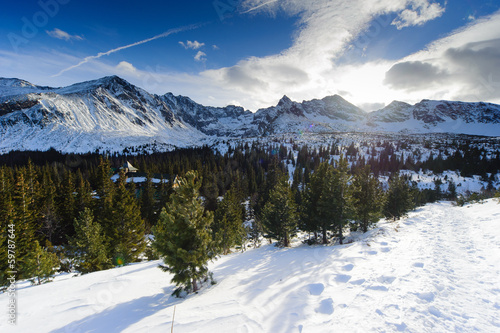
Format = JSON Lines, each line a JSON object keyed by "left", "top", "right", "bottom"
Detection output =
{"left": 397, "top": 170, "right": 494, "bottom": 195}
{"left": 1, "top": 200, "right": 499, "bottom": 332}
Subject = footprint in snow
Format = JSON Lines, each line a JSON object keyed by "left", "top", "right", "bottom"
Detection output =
{"left": 367, "top": 285, "right": 389, "bottom": 291}
{"left": 307, "top": 283, "right": 325, "bottom": 296}
{"left": 315, "top": 298, "right": 334, "bottom": 315}
{"left": 342, "top": 264, "right": 354, "bottom": 271}
{"left": 349, "top": 279, "right": 365, "bottom": 285}
{"left": 394, "top": 322, "right": 408, "bottom": 331}
{"left": 334, "top": 274, "right": 352, "bottom": 283}
{"left": 377, "top": 276, "right": 396, "bottom": 284}
{"left": 415, "top": 292, "right": 435, "bottom": 303}
{"left": 413, "top": 262, "right": 424, "bottom": 268}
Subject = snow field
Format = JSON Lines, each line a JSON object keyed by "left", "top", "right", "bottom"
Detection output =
{"left": 1, "top": 200, "right": 499, "bottom": 332}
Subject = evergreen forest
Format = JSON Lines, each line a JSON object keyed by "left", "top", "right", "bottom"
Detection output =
{"left": 1, "top": 135, "right": 499, "bottom": 295}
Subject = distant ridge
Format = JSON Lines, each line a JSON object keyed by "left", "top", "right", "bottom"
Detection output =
{"left": 1, "top": 75, "right": 500, "bottom": 153}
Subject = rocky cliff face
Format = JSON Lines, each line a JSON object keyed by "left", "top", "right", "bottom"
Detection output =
{"left": 160, "top": 93, "right": 255, "bottom": 137}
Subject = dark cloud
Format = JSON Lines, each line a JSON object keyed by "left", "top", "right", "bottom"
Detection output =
{"left": 444, "top": 39, "right": 500, "bottom": 101}
{"left": 223, "top": 65, "right": 268, "bottom": 92}
{"left": 383, "top": 61, "right": 449, "bottom": 91}
{"left": 266, "top": 64, "right": 309, "bottom": 86}
{"left": 384, "top": 39, "right": 500, "bottom": 102}
{"left": 221, "top": 62, "right": 309, "bottom": 93}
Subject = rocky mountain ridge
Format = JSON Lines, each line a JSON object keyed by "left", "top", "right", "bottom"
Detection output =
{"left": 1, "top": 75, "right": 499, "bottom": 153}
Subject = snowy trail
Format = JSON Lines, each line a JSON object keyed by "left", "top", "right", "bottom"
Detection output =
{"left": 1, "top": 200, "right": 499, "bottom": 332}
{"left": 330, "top": 202, "right": 500, "bottom": 332}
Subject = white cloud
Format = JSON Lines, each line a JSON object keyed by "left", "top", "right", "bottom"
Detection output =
{"left": 386, "top": 10, "right": 500, "bottom": 103}
{"left": 194, "top": 51, "right": 207, "bottom": 62}
{"left": 46, "top": 28, "right": 84, "bottom": 41}
{"left": 392, "top": 0, "right": 445, "bottom": 29}
{"left": 200, "top": 0, "right": 421, "bottom": 108}
{"left": 116, "top": 61, "right": 137, "bottom": 73}
{"left": 194, "top": 0, "right": 491, "bottom": 110}
{"left": 179, "top": 40, "right": 205, "bottom": 50}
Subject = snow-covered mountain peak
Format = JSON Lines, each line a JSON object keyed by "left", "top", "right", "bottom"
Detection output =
{"left": 386, "top": 100, "right": 412, "bottom": 109}
{"left": 368, "top": 100, "right": 413, "bottom": 123}
{"left": 321, "top": 94, "right": 352, "bottom": 106}
{"left": 1, "top": 75, "right": 500, "bottom": 153}
{"left": 55, "top": 75, "right": 139, "bottom": 96}
{"left": 0, "top": 75, "right": 207, "bottom": 153}
{"left": 277, "top": 95, "right": 293, "bottom": 107}
{"left": 0, "top": 77, "right": 38, "bottom": 88}
{"left": 0, "top": 77, "right": 53, "bottom": 98}
{"left": 412, "top": 99, "right": 500, "bottom": 124}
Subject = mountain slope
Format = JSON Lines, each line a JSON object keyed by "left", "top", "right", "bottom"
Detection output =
{"left": 1, "top": 75, "right": 500, "bottom": 153}
{"left": 252, "top": 95, "right": 367, "bottom": 134}
{"left": 1, "top": 200, "right": 499, "bottom": 332}
{"left": 0, "top": 77, "right": 53, "bottom": 99}
{"left": 0, "top": 76, "right": 205, "bottom": 153}
{"left": 367, "top": 99, "right": 500, "bottom": 135}
{"left": 160, "top": 93, "right": 256, "bottom": 137}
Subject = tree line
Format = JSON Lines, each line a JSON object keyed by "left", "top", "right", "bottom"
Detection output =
{"left": 1, "top": 138, "right": 498, "bottom": 293}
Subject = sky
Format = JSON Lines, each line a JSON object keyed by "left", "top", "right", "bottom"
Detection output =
{"left": 1, "top": 0, "right": 500, "bottom": 112}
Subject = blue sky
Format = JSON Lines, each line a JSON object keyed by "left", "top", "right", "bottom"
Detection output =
{"left": 1, "top": 0, "right": 500, "bottom": 111}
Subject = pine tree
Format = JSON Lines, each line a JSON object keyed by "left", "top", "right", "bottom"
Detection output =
{"left": 261, "top": 173, "right": 298, "bottom": 247}
{"left": 384, "top": 172, "right": 414, "bottom": 221}
{"left": 352, "top": 166, "right": 385, "bottom": 233}
{"left": 140, "top": 172, "right": 156, "bottom": 229}
{"left": 157, "top": 175, "right": 170, "bottom": 213}
{"left": 247, "top": 166, "right": 258, "bottom": 195}
{"left": 447, "top": 180, "right": 457, "bottom": 200}
{"left": 24, "top": 240, "right": 59, "bottom": 285}
{"left": 93, "top": 157, "right": 115, "bottom": 230}
{"left": 152, "top": 171, "right": 215, "bottom": 296}
{"left": 292, "top": 166, "right": 304, "bottom": 209}
{"left": 93, "top": 158, "right": 116, "bottom": 255}
{"left": 94, "top": 157, "right": 114, "bottom": 201}
{"left": 108, "top": 171, "right": 146, "bottom": 265}
{"left": 302, "top": 162, "right": 333, "bottom": 244}
{"left": 39, "top": 168, "right": 60, "bottom": 244}
{"left": 255, "top": 160, "right": 283, "bottom": 218}
{"left": 247, "top": 195, "right": 262, "bottom": 248}
{"left": 329, "top": 156, "right": 354, "bottom": 244}
{"left": 57, "top": 170, "right": 77, "bottom": 243}
{"left": 433, "top": 178, "right": 443, "bottom": 202}
{"left": 213, "top": 186, "right": 245, "bottom": 255}
{"left": 13, "top": 168, "right": 39, "bottom": 280}
{"left": 201, "top": 173, "right": 219, "bottom": 212}
{"left": 69, "top": 208, "right": 111, "bottom": 274}
{"left": 75, "top": 170, "right": 92, "bottom": 212}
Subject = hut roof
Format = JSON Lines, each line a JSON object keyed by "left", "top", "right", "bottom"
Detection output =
{"left": 121, "top": 161, "right": 138, "bottom": 172}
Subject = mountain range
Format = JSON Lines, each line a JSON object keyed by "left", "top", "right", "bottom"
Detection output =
{"left": 1, "top": 75, "right": 499, "bottom": 153}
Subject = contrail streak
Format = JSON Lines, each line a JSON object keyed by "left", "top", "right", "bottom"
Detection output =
{"left": 53, "top": 23, "right": 203, "bottom": 77}
{"left": 241, "top": 0, "right": 279, "bottom": 14}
